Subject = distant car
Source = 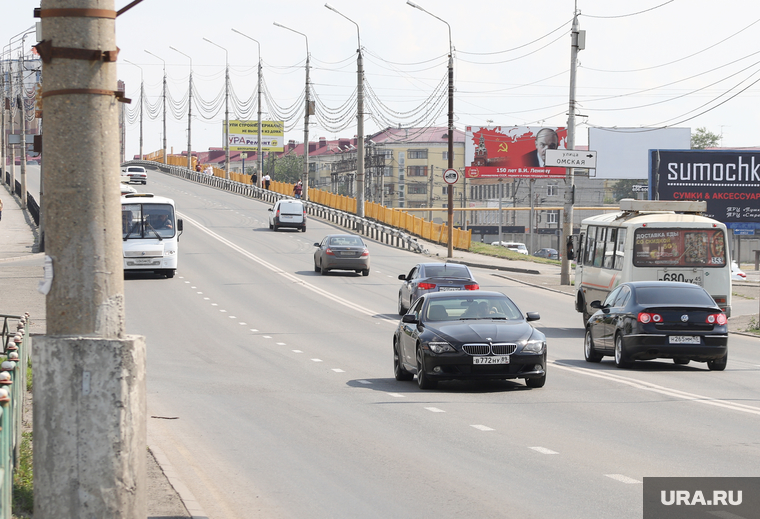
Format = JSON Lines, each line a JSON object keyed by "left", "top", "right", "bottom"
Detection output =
{"left": 491, "top": 241, "right": 529, "bottom": 255}
{"left": 313, "top": 234, "right": 369, "bottom": 276}
{"left": 584, "top": 281, "right": 728, "bottom": 370}
{"left": 397, "top": 263, "right": 479, "bottom": 315}
{"left": 393, "top": 291, "right": 546, "bottom": 389}
{"left": 123, "top": 166, "right": 147, "bottom": 185}
{"left": 731, "top": 261, "right": 746, "bottom": 282}
{"left": 120, "top": 183, "right": 137, "bottom": 195}
{"left": 533, "top": 248, "right": 559, "bottom": 260}
{"left": 268, "top": 199, "right": 306, "bottom": 232}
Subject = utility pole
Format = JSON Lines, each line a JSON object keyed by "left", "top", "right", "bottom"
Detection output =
{"left": 124, "top": 59, "right": 143, "bottom": 160}
{"left": 232, "top": 29, "right": 263, "bottom": 187}
{"left": 144, "top": 50, "right": 166, "bottom": 164}
{"left": 33, "top": 1, "right": 146, "bottom": 517}
{"left": 169, "top": 47, "right": 193, "bottom": 170}
{"left": 561, "top": 4, "right": 583, "bottom": 285}
{"left": 0, "top": 57, "right": 5, "bottom": 181}
{"left": 18, "top": 49, "right": 27, "bottom": 209}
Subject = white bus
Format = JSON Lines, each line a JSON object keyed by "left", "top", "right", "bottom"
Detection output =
{"left": 121, "top": 193, "right": 183, "bottom": 278}
{"left": 575, "top": 199, "right": 731, "bottom": 325}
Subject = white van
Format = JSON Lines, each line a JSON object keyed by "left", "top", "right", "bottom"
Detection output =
{"left": 269, "top": 199, "right": 306, "bottom": 232}
{"left": 575, "top": 199, "right": 731, "bottom": 324}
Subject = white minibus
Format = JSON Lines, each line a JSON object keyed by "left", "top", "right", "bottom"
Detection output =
{"left": 575, "top": 199, "right": 731, "bottom": 325}
{"left": 121, "top": 193, "right": 183, "bottom": 278}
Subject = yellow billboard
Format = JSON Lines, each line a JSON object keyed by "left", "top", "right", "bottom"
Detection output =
{"left": 227, "top": 120, "right": 284, "bottom": 151}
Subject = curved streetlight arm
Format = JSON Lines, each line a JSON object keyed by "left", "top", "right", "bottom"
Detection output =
{"left": 273, "top": 22, "right": 309, "bottom": 57}
{"left": 406, "top": 0, "right": 451, "bottom": 54}
{"left": 169, "top": 46, "right": 192, "bottom": 68}
{"left": 231, "top": 28, "right": 260, "bottom": 56}
{"left": 325, "top": 4, "right": 360, "bottom": 48}
{"left": 203, "top": 37, "right": 228, "bottom": 62}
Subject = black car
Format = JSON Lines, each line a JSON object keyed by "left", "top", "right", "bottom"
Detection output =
{"left": 584, "top": 281, "right": 728, "bottom": 370}
{"left": 397, "top": 263, "right": 479, "bottom": 315}
{"left": 393, "top": 291, "right": 546, "bottom": 389}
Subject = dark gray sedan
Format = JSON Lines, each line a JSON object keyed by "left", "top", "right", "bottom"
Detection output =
{"left": 398, "top": 263, "right": 478, "bottom": 315}
{"left": 314, "top": 234, "right": 370, "bottom": 276}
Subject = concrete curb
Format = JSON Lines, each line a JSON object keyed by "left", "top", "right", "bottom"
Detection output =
{"left": 148, "top": 443, "right": 210, "bottom": 519}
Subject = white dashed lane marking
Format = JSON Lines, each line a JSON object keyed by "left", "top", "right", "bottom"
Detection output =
{"left": 332, "top": 369, "right": 345, "bottom": 373}
{"left": 530, "top": 447, "right": 558, "bottom": 455}
{"left": 605, "top": 474, "right": 641, "bottom": 484}
{"left": 311, "top": 359, "right": 323, "bottom": 363}
{"left": 386, "top": 393, "right": 405, "bottom": 398}
{"left": 424, "top": 407, "right": 445, "bottom": 413}
{"left": 357, "top": 380, "right": 372, "bottom": 385}
{"left": 470, "top": 425, "right": 494, "bottom": 431}
{"left": 292, "top": 350, "right": 303, "bottom": 353}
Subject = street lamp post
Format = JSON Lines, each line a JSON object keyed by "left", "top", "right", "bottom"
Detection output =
{"left": 144, "top": 50, "right": 167, "bottom": 164}
{"left": 169, "top": 46, "right": 193, "bottom": 171}
{"left": 274, "top": 22, "right": 310, "bottom": 201}
{"left": 407, "top": 0, "right": 454, "bottom": 258}
{"left": 231, "top": 28, "right": 263, "bottom": 188}
{"left": 325, "top": 3, "right": 364, "bottom": 217}
{"left": 203, "top": 38, "right": 230, "bottom": 179}
{"left": 123, "top": 59, "right": 144, "bottom": 160}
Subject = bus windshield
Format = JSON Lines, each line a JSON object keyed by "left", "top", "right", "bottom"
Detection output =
{"left": 122, "top": 203, "right": 176, "bottom": 240}
{"left": 633, "top": 228, "right": 726, "bottom": 267}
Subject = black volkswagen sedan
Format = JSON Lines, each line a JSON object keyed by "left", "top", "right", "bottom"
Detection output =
{"left": 584, "top": 281, "right": 728, "bottom": 370}
{"left": 393, "top": 291, "right": 546, "bottom": 389}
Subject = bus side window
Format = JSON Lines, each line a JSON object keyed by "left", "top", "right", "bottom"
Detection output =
{"left": 122, "top": 211, "right": 132, "bottom": 234}
{"left": 585, "top": 227, "right": 596, "bottom": 266}
{"left": 593, "top": 227, "right": 606, "bottom": 268}
{"left": 614, "top": 229, "right": 626, "bottom": 270}
{"left": 603, "top": 228, "right": 617, "bottom": 269}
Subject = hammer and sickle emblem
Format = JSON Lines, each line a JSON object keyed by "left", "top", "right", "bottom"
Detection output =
{"left": 498, "top": 143, "right": 509, "bottom": 153}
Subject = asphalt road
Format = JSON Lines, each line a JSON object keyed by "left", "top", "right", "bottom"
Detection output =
{"left": 125, "top": 171, "right": 760, "bottom": 519}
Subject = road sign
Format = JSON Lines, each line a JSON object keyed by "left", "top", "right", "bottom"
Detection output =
{"left": 443, "top": 168, "right": 459, "bottom": 184}
{"left": 632, "top": 184, "right": 648, "bottom": 192}
{"left": 734, "top": 229, "right": 755, "bottom": 235}
{"left": 545, "top": 149, "right": 597, "bottom": 169}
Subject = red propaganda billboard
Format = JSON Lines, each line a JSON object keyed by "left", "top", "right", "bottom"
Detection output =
{"left": 465, "top": 126, "right": 568, "bottom": 179}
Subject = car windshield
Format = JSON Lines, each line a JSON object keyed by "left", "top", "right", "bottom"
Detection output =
{"left": 122, "top": 203, "right": 176, "bottom": 240}
{"left": 425, "top": 296, "right": 523, "bottom": 321}
{"left": 635, "top": 286, "right": 716, "bottom": 306}
{"left": 423, "top": 264, "right": 471, "bottom": 278}
{"left": 329, "top": 236, "right": 363, "bottom": 246}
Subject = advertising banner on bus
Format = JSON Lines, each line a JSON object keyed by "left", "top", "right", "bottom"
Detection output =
{"left": 465, "top": 126, "right": 568, "bottom": 179}
{"left": 649, "top": 149, "right": 760, "bottom": 229}
{"left": 227, "top": 120, "right": 284, "bottom": 151}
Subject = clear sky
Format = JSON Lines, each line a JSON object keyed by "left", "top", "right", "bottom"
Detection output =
{"left": 4, "top": 1, "right": 759, "bottom": 158}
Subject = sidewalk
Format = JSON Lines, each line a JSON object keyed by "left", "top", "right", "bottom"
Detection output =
{"left": 0, "top": 183, "right": 198, "bottom": 519}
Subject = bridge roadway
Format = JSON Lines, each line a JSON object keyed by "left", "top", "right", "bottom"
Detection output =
{"left": 4, "top": 166, "right": 760, "bottom": 518}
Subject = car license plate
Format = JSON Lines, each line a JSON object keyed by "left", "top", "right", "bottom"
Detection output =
{"left": 473, "top": 356, "right": 510, "bottom": 365}
{"left": 339, "top": 251, "right": 354, "bottom": 256}
{"left": 657, "top": 270, "right": 703, "bottom": 286}
{"left": 438, "top": 287, "right": 461, "bottom": 292}
{"left": 134, "top": 258, "right": 153, "bottom": 265}
{"left": 669, "top": 336, "right": 701, "bottom": 344}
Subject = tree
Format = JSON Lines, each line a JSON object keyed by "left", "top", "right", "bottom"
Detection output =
{"left": 273, "top": 152, "right": 304, "bottom": 183}
{"left": 611, "top": 179, "right": 640, "bottom": 202}
{"left": 691, "top": 127, "right": 720, "bottom": 149}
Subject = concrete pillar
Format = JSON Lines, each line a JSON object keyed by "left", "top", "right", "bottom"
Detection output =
{"left": 34, "top": 1, "right": 146, "bottom": 517}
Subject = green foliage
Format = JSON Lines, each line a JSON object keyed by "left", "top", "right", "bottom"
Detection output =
{"left": 13, "top": 431, "right": 34, "bottom": 517}
{"left": 691, "top": 127, "right": 721, "bottom": 149}
{"left": 273, "top": 153, "right": 304, "bottom": 184}
{"left": 611, "top": 179, "right": 640, "bottom": 203}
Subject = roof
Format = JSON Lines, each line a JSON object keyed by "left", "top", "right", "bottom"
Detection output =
{"left": 369, "top": 126, "right": 466, "bottom": 145}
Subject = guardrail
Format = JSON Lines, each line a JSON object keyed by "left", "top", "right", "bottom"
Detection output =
{"left": 0, "top": 313, "right": 30, "bottom": 519}
{"left": 128, "top": 160, "right": 430, "bottom": 254}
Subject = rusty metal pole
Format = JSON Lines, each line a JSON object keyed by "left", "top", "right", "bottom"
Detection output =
{"left": 33, "top": 1, "right": 146, "bottom": 517}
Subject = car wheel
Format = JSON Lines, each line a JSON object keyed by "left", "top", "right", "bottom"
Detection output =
{"left": 584, "top": 328, "right": 603, "bottom": 363}
{"left": 416, "top": 347, "right": 437, "bottom": 390}
{"left": 301, "top": 226, "right": 306, "bottom": 232}
{"left": 397, "top": 292, "right": 407, "bottom": 316}
{"left": 314, "top": 261, "right": 320, "bottom": 273}
{"left": 362, "top": 268, "right": 370, "bottom": 277}
{"left": 707, "top": 353, "right": 727, "bottom": 371}
{"left": 614, "top": 334, "right": 632, "bottom": 368}
{"left": 269, "top": 222, "right": 273, "bottom": 230}
{"left": 165, "top": 270, "right": 175, "bottom": 279}
{"left": 673, "top": 358, "right": 690, "bottom": 365}
{"left": 273, "top": 224, "right": 278, "bottom": 231}
{"left": 320, "top": 264, "right": 329, "bottom": 275}
{"left": 394, "top": 341, "right": 413, "bottom": 382}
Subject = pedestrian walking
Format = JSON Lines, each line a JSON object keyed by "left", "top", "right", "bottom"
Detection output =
{"left": 293, "top": 179, "right": 303, "bottom": 199}
{"left": 0, "top": 196, "right": 3, "bottom": 221}
{"left": 263, "top": 173, "right": 271, "bottom": 190}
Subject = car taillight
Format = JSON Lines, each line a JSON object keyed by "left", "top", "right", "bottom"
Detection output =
{"left": 361, "top": 248, "right": 369, "bottom": 256}
{"left": 706, "top": 313, "right": 727, "bottom": 325}
{"left": 325, "top": 248, "right": 334, "bottom": 255}
{"left": 418, "top": 282, "right": 436, "bottom": 290}
{"left": 464, "top": 284, "right": 479, "bottom": 290}
{"left": 276, "top": 210, "right": 280, "bottom": 217}
{"left": 638, "top": 312, "right": 662, "bottom": 323}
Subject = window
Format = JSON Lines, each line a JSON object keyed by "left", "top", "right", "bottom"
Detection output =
{"left": 407, "top": 184, "right": 427, "bottom": 195}
{"left": 382, "top": 166, "right": 393, "bottom": 177}
{"left": 407, "top": 166, "right": 427, "bottom": 177}
{"left": 593, "top": 227, "right": 606, "bottom": 267}
{"left": 408, "top": 149, "right": 427, "bottom": 159}
{"left": 443, "top": 186, "right": 452, "bottom": 195}
{"left": 442, "top": 151, "right": 455, "bottom": 161}
{"left": 547, "top": 184, "right": 558, "bottom": 196}
{"left": 547, "top": 210, "right": 558, "bottom": 225}
{"left": 603, "top": 228, "right": 617, "bottom": 269}
{"left": 614, "top": 229, "right": 626, "bottom": 270}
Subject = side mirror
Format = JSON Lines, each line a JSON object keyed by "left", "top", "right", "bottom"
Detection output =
{"left": 526, "top": 312, "right": 540, "bottom": 322}
{"left": 398, "top": 274, "right": 407, "bottom": 281}
{"left": 177, "top": 219, "right": 183, "bottom": 232}
{"left": 268, "top": 207, "right": 273, "bottom": 212}
{"left": 314, "top": 242, "right": 320, "bottom": 247}
{"left": 590, "top": 300, "right": 602, "bottom": 309}
{"left": 401, "top": 314, "right": 418, "bottom": 324}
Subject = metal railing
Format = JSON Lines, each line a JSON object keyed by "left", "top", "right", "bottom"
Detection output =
{"left": 128, "top": 160, "right": 430, "bottom": 254}
{"left": 0, "top": 313, "right": 30, "bottom": 519}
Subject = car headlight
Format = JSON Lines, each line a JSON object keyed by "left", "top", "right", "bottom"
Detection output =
{"left": 521, "top": 339, "right": 545, "bottom": 353}
{"left": 428, "top": 341, "right": 455, "bottom": 354}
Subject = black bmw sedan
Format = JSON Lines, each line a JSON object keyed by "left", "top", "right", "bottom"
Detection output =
{"left": 393, "top": 291, "right": 546, "bottom": 390}
{"left": 584, "top": 281, "right": 729, "bottom": 370}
